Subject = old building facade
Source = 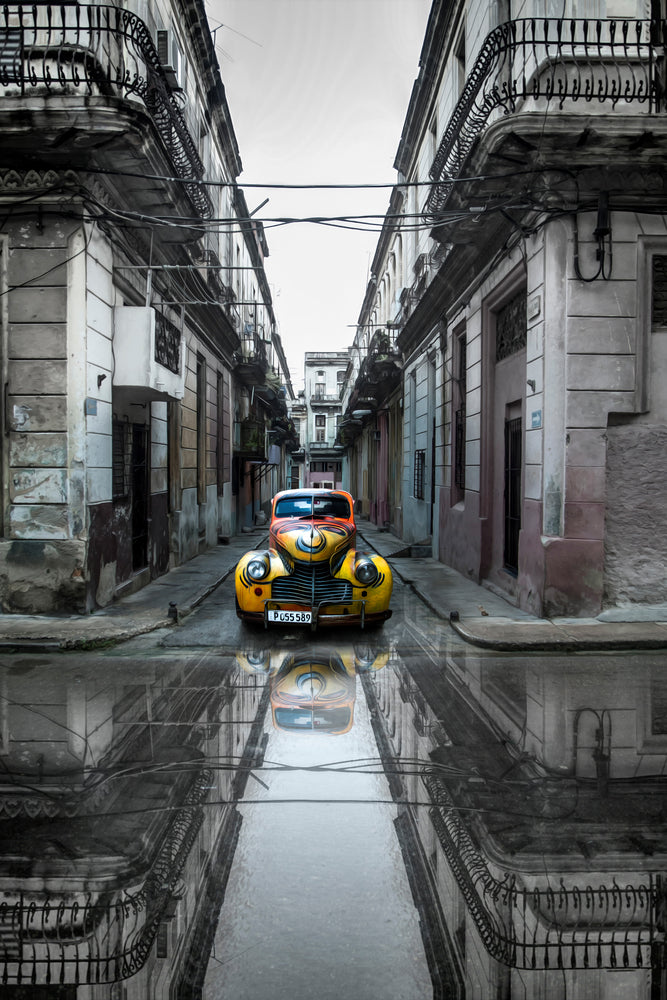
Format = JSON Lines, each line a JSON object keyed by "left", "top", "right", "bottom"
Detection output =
{"left": 302, "top": 351, "right": 347, "bottom": 491}
{"left": 340, "top": 0, "right": 667, "bottom": 617}
{"left": 0, "top": 0, "right": 295, "bottom": 613}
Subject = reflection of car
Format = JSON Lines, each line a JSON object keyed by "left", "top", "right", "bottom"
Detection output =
{"left": 235, "top": 489, "right": 393, "bottom": 629}
{"left": 236, "top": 645, "right": 390, "bottom": 734}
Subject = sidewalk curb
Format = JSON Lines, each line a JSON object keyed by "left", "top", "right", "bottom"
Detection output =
{"left": 0, "top": 563, "right": 241, "bottom": 653}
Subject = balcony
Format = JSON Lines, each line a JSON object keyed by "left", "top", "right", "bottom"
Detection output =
{"left": 237, "top": 418, "right": 266, "bottom": 460}
{"left": 233, "top": 326, "right": 269, "bottom": 387}
{"left": 426, "top": 17, "right": 667, "bottom": 222}
{"left": 310, "top": 390, "right": 342, "bottom": 406}
{"left": 0, "top": 4, "right": 212, "bottom": 226}
{"left": 347, "top": 328, "right": 402, "bottom": 408}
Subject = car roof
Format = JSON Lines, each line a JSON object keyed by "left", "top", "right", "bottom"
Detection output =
{"left": 273, "top": 488, "right": 352, "bottom": 499}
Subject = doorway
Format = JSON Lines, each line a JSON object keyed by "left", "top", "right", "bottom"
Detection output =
{"left": 130, "top": 424, "right": 148, "bottom": 571}
{"left": 503, "top": 410, "right": 522, "bottom": 574}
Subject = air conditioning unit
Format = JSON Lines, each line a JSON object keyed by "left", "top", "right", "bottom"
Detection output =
{"left": 156, "top": 28, "right": 183, "bottom": 89}
{"left": 113, "top": 306, "right": 185, "bottom": 402}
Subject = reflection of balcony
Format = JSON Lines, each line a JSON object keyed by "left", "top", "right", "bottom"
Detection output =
{"left": 425, "top": 772, "right": 657, "bottom": 971}
{"left": 363, "top": 649, "right": 667, "bottom": 981}
{"left": 426, "top": 17, "right": 666, "bottom": 220}
{"left": 0, "top": 4, "right": 211, "bottom": 224}
{"left": 0, "top": 766, "right": 213, "bottom": 987}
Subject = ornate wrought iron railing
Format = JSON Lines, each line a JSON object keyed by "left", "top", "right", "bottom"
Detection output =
{"left": 0, "top": 4, "right": 211, "bottom": 218}
{"left": 0, "top": 768, "right": 213, "bottom": 986}
{"left": 426, "top": 18, "right": 667, "bottom": 218}
{"left": 424, "top": 773, "right": 663, "bottom": 971}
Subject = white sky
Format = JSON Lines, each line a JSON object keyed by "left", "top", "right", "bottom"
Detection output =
{"left": 205, "top": 0, "right": 432, "bottom": 391}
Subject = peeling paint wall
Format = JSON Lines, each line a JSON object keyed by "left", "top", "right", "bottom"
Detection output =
{"left": 0, "top": 216, "right": 89, "bottom": 612}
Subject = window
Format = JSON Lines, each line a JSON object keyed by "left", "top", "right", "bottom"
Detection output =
{"left": 112, "top": 420, "right": 129, "bottom": 500}
{"left": 455, "top": 30, "right": 466, "bottom": 98}
{"left": 197, "top": 356, "right": 206, "bottom": 504}
{"left": 453, "top": 330, "right": 466, "bottom": 495}
{"left": 156, "top": 921, "right": 169, "bottom": 959}
{"left": 414, "top": 449, "right": 426, "bottom": 500}
{"left": 275, "top": 494, "right": 351, "bottom": 518}
{"left": 315, "top": 413, "right": 326, "bottom": 442}
{"left": 216, "top": 371, "right": 228, "bottom": 496}
{"left": 652, "top": 255, "right": 667, "bottom": 325}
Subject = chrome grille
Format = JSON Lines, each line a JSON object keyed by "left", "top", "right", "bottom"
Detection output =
{"left": 272, "top": 562, "right": 352, "bottom": 606}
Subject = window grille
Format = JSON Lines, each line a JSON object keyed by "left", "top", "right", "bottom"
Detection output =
{"left": 652, "top": 256, "right": 667, "bottom": 326}
{"left": 454, "top": 333, "right": 466, "bottom": 492}
{"left": 496, "top": 290, "right": 526, "bottom": 362}
{"left": 112, "top": 421, "right": 128, "bottom": 500}
{"left": 154, "top": 311, "right": 181, "bottom": 374}
{"left": 454, "top": 408, "right": 466, "bottom": 490}
{"left": 414, "top": 449, "right": 426, "bottom": 500}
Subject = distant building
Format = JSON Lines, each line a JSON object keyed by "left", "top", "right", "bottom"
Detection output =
{"left": 303, "top": 352, "right": 347, "bottom": 491}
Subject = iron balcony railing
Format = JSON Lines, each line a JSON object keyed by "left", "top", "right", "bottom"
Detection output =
{"left": 0, "top": 4, "right": 211, "bottom": 218}
{"left": 424, "top": 773, "right": 663, "bottom": 971}
{"left": 426, "top": 17, "right": 667, "bottom": 218}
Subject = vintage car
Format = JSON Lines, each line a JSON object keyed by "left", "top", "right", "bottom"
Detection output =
{"left": 234, "top": 489, "right": 393, "bottom": 629}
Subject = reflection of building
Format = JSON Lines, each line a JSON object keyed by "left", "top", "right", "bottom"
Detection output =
{"left": 303, "top": 352, "right": 348, "bottom": 490}
{"left": 0, "top": 655, "right": 268, "bottom": 994}
{"left": 364, "top": 645, "right": 667, "bottom": 997}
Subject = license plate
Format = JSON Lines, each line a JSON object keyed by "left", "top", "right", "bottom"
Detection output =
{"left": 267, "top": 609, "right": 312, "bottom": 624}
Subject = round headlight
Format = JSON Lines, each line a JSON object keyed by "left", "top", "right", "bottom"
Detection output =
{"left": 246, "top": 555, "right": 270, "bottom": 581}
{"left": 355, "top": 558, "right": 379, "bottom": 586}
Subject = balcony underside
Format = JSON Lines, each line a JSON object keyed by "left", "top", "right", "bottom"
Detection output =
{"left": 0, "top": 97, "right": 206, "bottom": 241}
{"left": 233, "top": 358, "right": 269, "bottom": 387}
{"left": 430, "top": 113, "right": 667, "bottom": 246}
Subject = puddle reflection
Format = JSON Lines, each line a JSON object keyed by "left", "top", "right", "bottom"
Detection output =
{"left": 0, "top": 641, "right": 664, "bottom": 997}
{"left": 238, "top": 642, "right": 389, "bottom": 734}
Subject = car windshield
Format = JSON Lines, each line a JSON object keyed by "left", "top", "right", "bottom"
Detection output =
{"left": 274, "top": 494, "right": 351, "bottom": 519}
{"left": 274, "top": 707, "right": 352, "bottom": 731}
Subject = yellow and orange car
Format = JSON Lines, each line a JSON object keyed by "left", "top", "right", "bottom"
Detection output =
{"left": 235, "top": 489, "right": 393, "bottom": 629}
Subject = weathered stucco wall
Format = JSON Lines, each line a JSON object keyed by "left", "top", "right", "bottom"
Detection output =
{"left": 604, "top": 425, "right": 667, "bottom": 605}
{"left": 0, "top": 216, "right": 89, "bottom": 612}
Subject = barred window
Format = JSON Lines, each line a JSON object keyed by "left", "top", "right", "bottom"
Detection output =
{"left": 495, "top": 290, "right": 527, "bottom": 362}
{"left": 112, "top": 420, "right": 129, "bottom": 500}
{"left": 652, "top": 256, "right": 667, "bottom": 326}
{"left": 154, "top": 311, "right": 181, "bottom": 374}
{"left": 454, "top": 332, "right": 466, "bottom": 492}
{"left": 414, "top": 449, "right": 426, "bottom": 500}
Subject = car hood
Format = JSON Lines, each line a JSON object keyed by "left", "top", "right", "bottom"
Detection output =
{"left": 270, "top": 517, "right": 355, "bottom": 563}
